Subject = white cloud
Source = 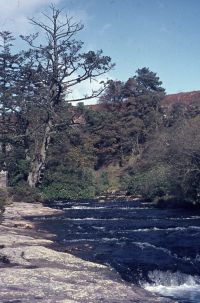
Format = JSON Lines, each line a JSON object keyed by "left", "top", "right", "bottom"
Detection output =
{"left": 67, "top": 74, "right": 113, "bottom": 105}
{"left": 0, "top": 0, "right": 90, "bottom": 35}
{"left": 0, "top": 0, "right": 60, "bottom": 34}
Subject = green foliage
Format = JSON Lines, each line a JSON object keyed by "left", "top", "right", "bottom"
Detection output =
{"left": 132, "top": 114, "right": 200, "bottom": 205}
{"left": 41, "top": 168, "right": 96, "bottom": 201}
{"left": 97, "top": 67, "right": 165, "bottom": 168}
{"left": 135, "top": 67, "right": 165, "bottom": 93}
{"left": 95, "top": 171, "right": 110, "bottom": 194}
{"left": 8, "top": 159, "right": 30, "bottom": 186}
{"left": 125, "top": 165, "right": 171, "bottom": 199}
{"left": 100, "top": 171, "right": 109, "bottom": 188}
{"left": 167, "top": 117, "right": 200, "bottom": 203}
{"left": 0, "top": 189, "right": 8, "bottom": 213}
{"left": 9, "top": 184, "right": 42, "bottom": 203}
{"left": 39, "top": 123, "right": 97, "bottom": 200}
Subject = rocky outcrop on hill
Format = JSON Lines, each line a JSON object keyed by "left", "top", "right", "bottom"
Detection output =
{"left": 0, "top": 202, "right": 175, "bottom": 303}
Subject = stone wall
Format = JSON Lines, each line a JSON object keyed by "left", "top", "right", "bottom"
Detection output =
{"left": 0, "top": 170, "right": 8, "bottom": 188}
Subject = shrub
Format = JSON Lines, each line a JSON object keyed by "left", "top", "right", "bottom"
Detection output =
{"left": 95, "top": 171, "right": 110, "bottom": 195}
{"left": 41, "top": 167, "right": 96, "bottom": 201}
{"left": 126, "top": 165, "right": 171, "bottom": 200}
{"left": 7, "top": 157, "right": 30, "bottom": 186}
{"left": 0, "top": 189, "right": 8, "bottom": 213}
{"left": 42, "top": 183, "right": 95, "bottom": 201}
{"left": 9, "top": 184, "right": 43, "bottom": 203}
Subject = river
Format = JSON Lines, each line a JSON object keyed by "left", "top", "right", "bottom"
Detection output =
{"left": 32, "top": 199, "right": 200, "bottom": 303}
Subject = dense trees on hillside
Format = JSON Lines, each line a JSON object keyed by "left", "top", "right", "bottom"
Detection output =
{"left": 89, "top": 69, "right": 200, "bottom": 206}
{"left": 97, "top": 67, "right": 165, "bottom": 163}
{"left": 0, "top": 6, "right": 200, "bottom": 206}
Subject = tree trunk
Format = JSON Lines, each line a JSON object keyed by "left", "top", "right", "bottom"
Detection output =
{"left": 27, "top": 120, "right": 52, "bottom": 188}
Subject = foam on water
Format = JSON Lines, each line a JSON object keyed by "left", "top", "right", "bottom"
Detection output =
{"left": 64, "top": 206, "right": 107, "bottom": 210}
{"left": 143, "top": 270, "right": 200, "bottom": 302}
{"left": 63, "top": 206, "right": 148, "bottom": 211}
{"left": 133, "top": 242, "right": 200, "bottom": 264}
{"left": 92, "top": 226, "right": 106, "bottom": 231}
{"left": 168, "top": 216, "right": 200, "bottom": 220}
{"left": 62, "top": 237, "right": 123, "bottom": 243}
{"left": 117, "top": 226, "right": 200, "bottom": 233}
{"left": 133, "top": 242, "right": 178, "bottom": 257}
{"left": 63, "top": 217, "right": 125, "bottom": 221}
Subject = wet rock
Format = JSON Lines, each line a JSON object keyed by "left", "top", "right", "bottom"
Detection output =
{"left": 0, "top": 202, "right": 175, "bottom": 303}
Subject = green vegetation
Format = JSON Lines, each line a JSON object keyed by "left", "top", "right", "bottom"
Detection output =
{"left": 8, "top": 185, "right": 42, "bottom": 203}
{"left": 0, "top": 6, "right": 200, "bottom": 207}
{"left": 125, "top": 165, "right": 171, "bottom": 200}
{"left": 0, "top": 189, "right": 8, "bottom": 213}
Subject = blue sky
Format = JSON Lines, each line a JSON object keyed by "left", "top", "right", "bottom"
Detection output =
{"left": 63, "top": 0, "right": 200, "bottom": 94}
{"left": 1, "top": 0, "right": 200, "bottom": 95}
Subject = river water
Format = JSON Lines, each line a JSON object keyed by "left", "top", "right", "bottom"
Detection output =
{"left": 33, "top": 199, "right": 200, "bottom": 303}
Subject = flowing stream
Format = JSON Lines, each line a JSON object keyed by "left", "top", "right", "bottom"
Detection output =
{"left": 32, "top": 199, "right": 200, "bottom": 303}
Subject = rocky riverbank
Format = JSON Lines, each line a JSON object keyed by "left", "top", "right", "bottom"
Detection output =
{"left": 0, "top": 201, "right": 175, "bottom": 303}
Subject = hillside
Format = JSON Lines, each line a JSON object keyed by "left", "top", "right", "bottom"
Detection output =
{"left": 86, "top": 91, "right": 200, "bottom": 111}
{"left": 162, "top": 91, "right": 200, "bottom": 107}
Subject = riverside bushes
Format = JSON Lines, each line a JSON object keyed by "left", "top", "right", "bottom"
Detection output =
{"left": 126, "top": 165, "right": 171, "bottom": 200}
{"left": 125, "top": 116, "right": 200, "bottom": 206}
{"left": 41, "top": 165, "right": 96, "bottom": 201}
{"left": 8, "top": 184, "right": 42, "bottom": 203}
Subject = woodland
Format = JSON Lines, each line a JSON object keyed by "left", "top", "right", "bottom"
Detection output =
{"left": 0, "top": 6, "right": 200, "bottom": 207}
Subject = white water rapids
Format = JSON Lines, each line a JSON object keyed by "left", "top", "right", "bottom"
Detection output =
{"left": 143, "top": 270, "right": 200, "bottom": 302}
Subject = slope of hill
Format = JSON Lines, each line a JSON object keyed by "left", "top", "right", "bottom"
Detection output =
{"left": 85, "top": 91, "right": 200, "bottom": 111}
{"left": 162, "top": 91, "right": 200, "bottom": 107}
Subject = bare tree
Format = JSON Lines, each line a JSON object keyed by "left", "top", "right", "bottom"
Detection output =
{"left": 20, "top": 5, "right": 114, "bottom": 187}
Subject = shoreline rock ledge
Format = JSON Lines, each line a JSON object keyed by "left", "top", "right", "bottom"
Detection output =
{"left": 0, "top": 202, "right": 175, "bottom": 303}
